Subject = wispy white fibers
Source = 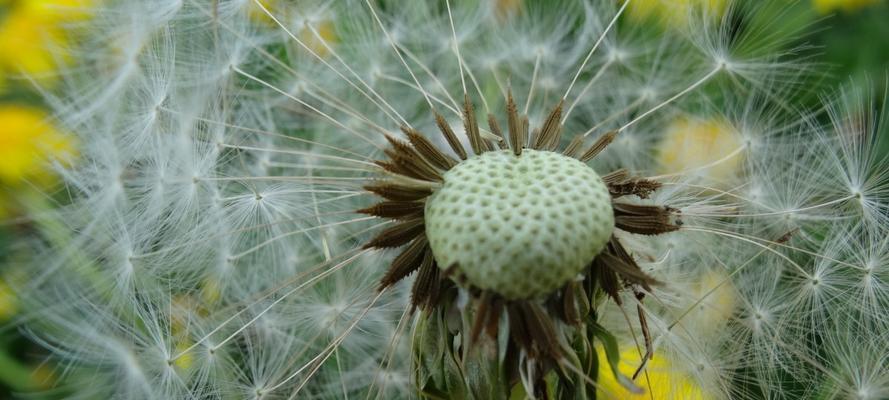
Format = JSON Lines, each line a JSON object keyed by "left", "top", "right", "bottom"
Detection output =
{"left": 13, "top": 0, "right": 889, "bottom": 399}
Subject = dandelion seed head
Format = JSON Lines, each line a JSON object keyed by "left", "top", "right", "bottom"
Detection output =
{"left": 11, "top": 0, "right": 889, "bottom": 398}
{"left": 425, "top": 149, "right": 614, "bottom": 299}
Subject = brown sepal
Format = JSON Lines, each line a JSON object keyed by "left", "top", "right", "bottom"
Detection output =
{"left": 613, "top": 203, "right": 681, "bottom": 235}
{"left": 469, "top": 291, "right": 493, "bottom": 344}
{"left": 363, "top": 219, "right": 425, "bottom": 249}
{"left": 580, "top": 130, "right": 617, "bottom": 162}
{"left": 364, "top": 184, "right": 432, "bottom": 202}
{"left": 463, "top": 94, "right": 485, "bottom": 155}
{"left": 507, "top": 303, "right": 533, "bottom": 356}
{"left": 563, "top": 135, "right": 585, "bottom": 158}
{"left": 383, "top": 138, "right": 443, "bottom": 182}
{"left": 434, "top": 111, "right": 468, "bottom": 160}
{"left": 410, "top": 251, "right": 442, "bottom": 310}
{"left": 605, "top": 238, "right": 659, "bottom": 290}
{"left": 602, "top": 169, "right": 630, "bottom": 185}
{"left": 402, "top": 126, "right": 458, "bottom": 170}
{"left": 487, "top": 113, "right": 508, "bottom": 150}
{"left": 506, "top": 89, "right": 523, "bottom": 156}
{"left": 379, "top": 235, "right": 429, "bottom": 289}
{"left": 519, "top": 302, "right": 563, "bottom": 360}
{"left": 534, "top": 100, "right": 563, "bottom": 151}
{"left": 358, "top": 201, "right": 424, "bottom": 220}
{"left": 607, "top": 177, "right": 661, "bottom": 199}
{"left": 521, "top": 116, "right": 530, "bottom": 150}
{"left": 591, "top": 256, "right": 623, "bottom": 304}
{"left": 561, "top": 282, "right": 581, "bottom": 325}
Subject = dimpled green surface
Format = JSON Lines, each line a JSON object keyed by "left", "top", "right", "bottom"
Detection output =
{"left": 424, "top": 149, "right": 614, "bottom": 300}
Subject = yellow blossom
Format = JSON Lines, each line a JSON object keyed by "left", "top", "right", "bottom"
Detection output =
{"left": 657, "top": 117, "right": 744, "bottom": 183}
{"left": 626, "top": 0, "right": 727, "bottom": 28}
{"left": 598, "top": 347, "right": 708, "bottom": 400}
{"left": 691, "top": 270, "right": 738, "bottom": 321}
{"left": 682, "top": 269, "right": 739, "bottom": 341}
{"left": 248, "top": 0, "right": 278, "bottom": 24}
{"left": 15, "top": 0, "right": 94, "bottom": 22}
{"left": 812, "top": 0, "right": 883, "bottom": 13}
{"left": 172, "top": 341, "right": 194, "bottom": 371}
{"left": 298, "top": 19, "right": 338, "bottom": 59}
{"left": 0, "top": 0, "right": 93, "bottom": 85}
{"left": 0, "top": 105, "right": 75, "bottom": 185}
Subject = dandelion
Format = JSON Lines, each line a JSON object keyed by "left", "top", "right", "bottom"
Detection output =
{"left": 0, "top": 105, "right": 75, "bottom": 185}
{"left": 13, "top": 0, "right": 889, "bottom": 399}
{"left": 595, "top": 346, "right": 706, "bottom": 399}
{"left": 656, "top": 116, "right": 744, "bottom": 183}
{"left": 0, "top": 105, "right": 76, "bottom": 218}
{"left": 0, "top": 0, "right": 94, "bottom": 87}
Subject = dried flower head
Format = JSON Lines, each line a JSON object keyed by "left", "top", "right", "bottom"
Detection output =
{"left": 11, "top": 0, "right": 889, "bottom": 399}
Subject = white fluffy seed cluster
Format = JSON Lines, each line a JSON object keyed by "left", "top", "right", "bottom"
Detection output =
{"left": 10, "top": 0, "right": 889, "bottom": 399}
{"left": 425, "top": 150, "right": 613, "bottom": 299}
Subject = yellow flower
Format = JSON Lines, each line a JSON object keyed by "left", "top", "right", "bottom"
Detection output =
{"left": 684, "top": 269, "right": 739, "bottom": 340}
{"left": 626, "top": 0, "right": 727, "bottom": 28}
{"left": 299, "top": 19, "right": 338, "bottom": 59}
{"left": 15, "top": 0, "right": 94, "bottom": 22}
{"left": 168, "top": 341, "right": 195, "bottom": 372}
{"left": 0, "top": 0, "right": 93, "bottom": 85}
{"left": 597, "top": 347, "right": 708, "bottom": 400}
{"left": 0, "top": 105, "right": 75, "bottom": 185}
{"left": 248, "top": 0, "right": 279, "bottom": 24}
{"left": 692, "top": 270, "right": 738, "bottom": 320}
{"left": 812, "top": 0, "right": 883, "bottom": 13}
{"left": 657, "top": 117, "right": 744, "bottom": 183}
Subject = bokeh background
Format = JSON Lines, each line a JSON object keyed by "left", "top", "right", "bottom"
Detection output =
{"left": 0, "top": 0, "right": 886, "bottom": 398}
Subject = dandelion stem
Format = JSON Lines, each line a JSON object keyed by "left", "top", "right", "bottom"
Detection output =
{"left": 668, "top": 247, "right": 769, "bottom": 331}
{"left": 367, "top": 303, "right": 413, "bottom": 400}
{"left": 303, "top": 23, "right": 411, "bottom": 127}
{"left": 682, "top": 226, "right": 810, "bottom": 277}
{"left": 398, "top": 46, "right": 462, "bottom": 113}
{"left": 231, "top": 217, "right": 374, "bottom": 260}
{"left": 232, "top": 67, "right": 380, "bottom": 147}
{"left": 377, "top": 73, "right": 461, "bottom": 115}
{"left": 445, "top": 0, "right": 467, "bottom": 96}
{"left": 524, "top": 52, "right": 542, "bottom": 115}
{"left": 159, "top": 107, "right": 383, "bottom": 156}
{"left": 249, "top": 0, "right": 411, "bottom": 127}
{"left": 565, "top": 59, "right": 614, "bottom": 122}
{"left": 170, "top": 250, "right": 369, "bottom": 361}
{"left": 647, "top": 145, "right": 747, "bottom": 180}
{"left": 684, "top": 194, "right": 857, "bottom": 218}
{"left": 363, "top": 0, "right": 436, "bottom": 111}
{"left": 218, "top": 144, "right": 380, "bottom": 168}
{"left": 563, "top": 0, "right": 630, "bottom": 101}
{"left": 617, "top": 65, "right": 723, "bottom": 134}
{"left": 276, "top": 289, "right": 387, "bottom": 396}
{"left": 581, "top": 94, "right": 646, "bottom": 138}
